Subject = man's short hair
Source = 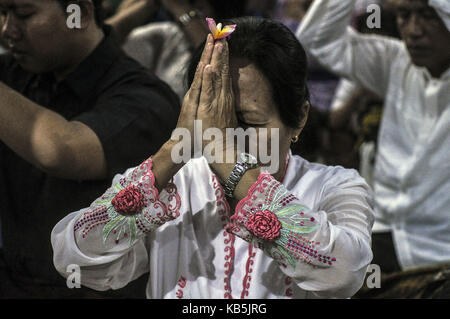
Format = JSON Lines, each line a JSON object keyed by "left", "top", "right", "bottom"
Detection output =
{"left": 56, "top": 0, "right": 104, "bottom": 27}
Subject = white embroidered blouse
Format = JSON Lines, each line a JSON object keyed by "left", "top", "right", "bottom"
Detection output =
{"left": 51, "top": 153, "right": 374, "bottom": 299}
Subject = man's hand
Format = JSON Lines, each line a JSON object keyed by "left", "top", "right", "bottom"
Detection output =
{"left": 106, "top": 0, "right": 159, "bottom": 44}
{"left": 117, "top": 0, "right": 158, "bottom": 12}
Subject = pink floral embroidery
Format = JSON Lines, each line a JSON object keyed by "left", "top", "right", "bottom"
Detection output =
{"left": 227, "top": 173, "right": 338, "bottom": 269}
{"left": 245, "top": 210, "right": 281, "bottom": 241}
{"left": 75, "top": 157, "right": 181, "bottom": 246}
{"left": 111, "top": 185, "right": 145, "bottom": 216}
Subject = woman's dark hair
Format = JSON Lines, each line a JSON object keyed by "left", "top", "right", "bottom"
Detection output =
{"left": 57, "top": 0, "right": 104, "bottom": 27}
{"left": 205, "top": 0, "right": 248, "bottom": 20}
{"left": 187, "top": 16, "right": 310, "bottom": 129}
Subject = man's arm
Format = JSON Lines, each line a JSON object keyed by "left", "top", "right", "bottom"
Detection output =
{"left": 106, "top": 0, "right": 159, "bottom": 44}
{"left": 0, "top": 82, "right": 107, "bottom": 180}
{"left": 296, "top": 0, "right": 403, "bottom": 97}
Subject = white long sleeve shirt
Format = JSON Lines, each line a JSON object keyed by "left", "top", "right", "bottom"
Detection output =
{"left": 51, "top": 154, "right": 373, "bottom": 299}
{"left": 122, "top": 22, "right": 192, "bottom": 102}
{"left": 297, "top": 0, "right": 450, "bottom": 270}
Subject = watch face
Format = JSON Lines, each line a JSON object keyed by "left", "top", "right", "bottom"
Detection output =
{"left": 239, "top": 153, "right": 258, "bottom": 167}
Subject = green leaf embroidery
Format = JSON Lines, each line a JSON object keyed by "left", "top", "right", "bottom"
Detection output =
{"left": 102, "top": 210, "right": 126, "bottom": 244}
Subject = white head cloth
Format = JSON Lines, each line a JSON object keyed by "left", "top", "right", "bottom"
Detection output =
{"left": 429, "top": 0, "right": 450, "bottom": 31}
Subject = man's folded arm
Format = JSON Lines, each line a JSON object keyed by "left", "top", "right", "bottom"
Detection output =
{"left": 0, "top": 82, "right": 107, "bottom": 180}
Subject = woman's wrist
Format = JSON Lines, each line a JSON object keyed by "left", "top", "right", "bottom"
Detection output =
{"left": 151, "top": 139, "right": 184, "bottom": 191}
{"left": 209, "top": 152, "right": 261, "bottom": 202}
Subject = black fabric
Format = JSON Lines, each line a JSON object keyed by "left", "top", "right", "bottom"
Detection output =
{"left": 370, "top": 232, "right": 402, "bottom": 274}
{"left": 0, "top": 26, "right": 180, "bottom": 297}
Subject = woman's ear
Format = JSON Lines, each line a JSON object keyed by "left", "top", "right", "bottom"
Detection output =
{"left": 295, "top": 101, "right": 310, "bottom": 137}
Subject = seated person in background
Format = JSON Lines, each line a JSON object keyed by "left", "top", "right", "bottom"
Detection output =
{"left": 327, "top": 3, "right": 400, "bottom": 176}
{"left": 0, "top": 0, "right": 179, "bottom": 298}
{"left": 52, "top": 17, "right": 374, "bottom": 299}
{"left": 106, "top": 0, "right": 247, "bottom": 101}
{"left": 329, "top": 79, "right": 383, "bottom": 183}
{"left": 298, "top": 0, "right": 450, "bottom": 298}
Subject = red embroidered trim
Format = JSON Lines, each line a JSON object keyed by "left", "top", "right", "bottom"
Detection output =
{"left": 240, "top": 244, "right": 256, "bottom": 299}
{"left": 231, "top": 173, "right": 273, "bottom": 225}
{"left": 164, "top": 178, "right": 182, "bottom": 219}
{"left": 176, "top": 276, "right": 187, "bottom": 299}
{"left": 284, "top": 276, "right": 293, "bottom": 298}
{"left": 130, "top": 158, "right": 171, "bottom": 224}
{"left": 212, "top": 174, "right": 235, "bottom": 299}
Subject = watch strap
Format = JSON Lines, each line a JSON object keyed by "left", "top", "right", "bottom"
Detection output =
{"left": 222, "top": 162, "right": 250, "bottom": 198}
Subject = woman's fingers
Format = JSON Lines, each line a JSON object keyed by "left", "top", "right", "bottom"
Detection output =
{"left": 182, "top": 61, "right": 204, "bottom": 116}
{"left": 200, "top": 34, "right": 214, "bottom": 69}
{"left": 189, "top": 34, "right": 214, "bottom": 93}
{"left": 199, "top": 64, "right": 215, "bottom": 108}
{"left": 183, "top": 34, "right": 214, "bottom": 112}
{"left": 219, "top": 41, "right": 232, "bottom": 96}
{"left": 209, "top": 40, "right": 226, "bottom": 94}
{"left": 198, "top": 38, "right": 233, "bottom": 114}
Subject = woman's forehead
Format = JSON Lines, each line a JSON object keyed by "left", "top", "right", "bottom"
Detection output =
{"left": 230, "top": 59, "right": 275, "bottom": 114}
{"left": 230, "top": 59, "right": 271, "bottom": 93}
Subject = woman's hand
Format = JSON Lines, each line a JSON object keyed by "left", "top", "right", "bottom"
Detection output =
{"left": 172, "top": 34, "right": 215, "bottom": 152}
{"left": 153, "top": 34, "right": 237, "bottom": 190}
{"left": 196, "top": 37, "right": 238, "bottom": 160}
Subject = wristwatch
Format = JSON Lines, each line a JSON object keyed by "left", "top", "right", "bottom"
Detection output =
{"left": 222, "top": 153, "right": 259, "bottom": 198}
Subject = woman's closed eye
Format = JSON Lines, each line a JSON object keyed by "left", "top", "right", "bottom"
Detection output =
{"left": 237, "top": 118, "right": 268, "bottom": 129}
{"left": 236, "top": 112, "right": 269, "bottom": 128}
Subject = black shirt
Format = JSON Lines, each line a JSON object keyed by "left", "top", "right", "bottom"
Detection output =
{"left": 0, "top": 27, "right": 180, "bottom": 288}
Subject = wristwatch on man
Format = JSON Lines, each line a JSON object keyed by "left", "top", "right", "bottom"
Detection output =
{"left": 178, "top": 9, "right": 202, "bottom": 25}
{"left": 222, "top": 153, "right": 259, "bottom": 198}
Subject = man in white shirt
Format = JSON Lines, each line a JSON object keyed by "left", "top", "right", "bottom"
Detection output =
{"left": 297, "top": 0, "right": 450, "bottom": 297}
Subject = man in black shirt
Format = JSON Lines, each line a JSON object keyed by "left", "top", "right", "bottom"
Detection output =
{"left": 0, "top": 0, "right": 180, "bottom": 297}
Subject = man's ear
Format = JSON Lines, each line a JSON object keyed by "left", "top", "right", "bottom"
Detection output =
{"left": 65, "top": 0, "right": 95, "bottom": 30}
